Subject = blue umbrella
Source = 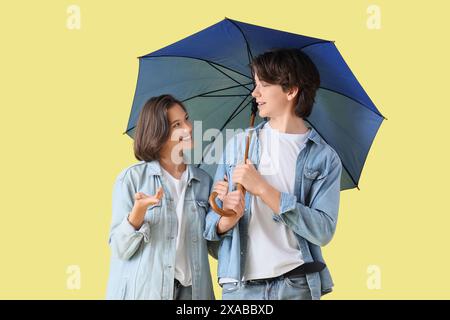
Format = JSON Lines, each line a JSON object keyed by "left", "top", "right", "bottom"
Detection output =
{"left": 125, "top": 18, "right": 386, "bottom": 191}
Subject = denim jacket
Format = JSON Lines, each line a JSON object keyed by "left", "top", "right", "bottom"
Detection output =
{"left": 203, "top": 120, "right": 342, "bottom": 300}
{"left": 106, "top": 161, "right": 215, "bottom": 300}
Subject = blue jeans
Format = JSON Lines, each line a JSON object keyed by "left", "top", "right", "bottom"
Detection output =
{"left": 221, "top": 275, "right": 313, "bottom": 300}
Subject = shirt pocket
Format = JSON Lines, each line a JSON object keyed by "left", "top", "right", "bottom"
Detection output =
{"left": 303, "top": 168, "right": 327, "bottom": 180}
{"left": 302, "top": 168, "right": 327, "bottom": 205}
{"left": 194, "top": 200, "right": 209, "bottom": 232}
{"left": 195, "top": 200, "right": 209, "bottom": 216}
{"left": 144, "top": 203, "right": 162, "bottom": 225}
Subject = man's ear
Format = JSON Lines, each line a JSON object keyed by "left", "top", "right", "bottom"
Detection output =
{"left": 287, "top": 86, "right": 300, "bottom": 101}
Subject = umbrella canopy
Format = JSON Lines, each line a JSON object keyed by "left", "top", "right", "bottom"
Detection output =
{"left": 125, "top": 18, "right": 385, "bottom": 190}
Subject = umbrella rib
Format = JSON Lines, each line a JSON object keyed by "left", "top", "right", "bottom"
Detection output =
{"left": 299, "top": 40, "right": 333, "bottom": 51}
{"left": 226, "top": 18, "right": 254, "bottom": 63}
{"left": 221, "top": 93, "right": 253, "bottom": 128}
{"left": 124, "top": 83, "right": 253, "bottom": 135}
{"left": 304, "top": 119, "right": 360, "bottom": 190}
{"left": 199, "top": 94, "right": 250, "bottom": 98}
{"left": 226, "top": 18, "right": 256, "bottom": 92}
{"left": 226, "top": 96, "right": 253, "bottom": 124}
{"left": 297, "top": 41, "right": 386, "bottom": 120}
{"left": 197, "top": 94, "right": 253, "bottom": 166}
{"left": 181, "top": 82, "right": 253, "bottom": 103}
{"left": 319, "top": 87, "right": 386, "bottom": 120}
{"left": 141, "top": 54, "right": 252, "bottom": 80}
{"left": 206, "top": 62, "right": 252, "bottom": 91}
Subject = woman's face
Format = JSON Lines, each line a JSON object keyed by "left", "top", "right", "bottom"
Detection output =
{"left": 251, "top": 72, "right": 295, "bottom": 118}
{"left": 160, "top": 103, "right": 193, "bottom": 161}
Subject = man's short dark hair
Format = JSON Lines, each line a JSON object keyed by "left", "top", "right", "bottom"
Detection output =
{"left": 250, "top": 48, "right": 320, "bottom": 118}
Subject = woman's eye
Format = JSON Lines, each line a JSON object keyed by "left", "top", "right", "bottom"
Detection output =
{"left": 173, "top": 123, "right": 180, "bottom": 128}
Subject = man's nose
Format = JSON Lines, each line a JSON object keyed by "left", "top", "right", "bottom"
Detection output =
{"left": 251, "top": 87, "right": 260, "bottom": 98}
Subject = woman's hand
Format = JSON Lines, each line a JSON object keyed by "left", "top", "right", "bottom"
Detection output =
{"left": 213, "top": 175, "right": 229, "bottom": 201}
{"left": 128, "top": 187, "right": 164, "bottom": 229}
{"left": 133, "top": 187, "right": 164, "bottom": 210}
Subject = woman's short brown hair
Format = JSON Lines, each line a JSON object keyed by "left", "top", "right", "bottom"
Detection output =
{"left": 250, "top": 48, "right": 320, "bottom": 118}
{"left": 133, "top": 94, "right": 186, "bottom": 162}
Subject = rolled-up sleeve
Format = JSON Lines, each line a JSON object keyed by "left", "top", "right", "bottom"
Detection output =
{"left": 108, "top": 170, "right": 150, "bottom": 260}
{"left": 276, "top": 153, "right": 342, "bottom": 247}
{"left": 203, "top": 138, "right": 236, "bottom": 242}
{"left": 203, "top": 161, "right": 233, "bottom": 241}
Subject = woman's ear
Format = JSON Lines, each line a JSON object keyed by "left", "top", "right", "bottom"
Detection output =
{"left": 287, "top": 86, "right": 300, "bottom": 101}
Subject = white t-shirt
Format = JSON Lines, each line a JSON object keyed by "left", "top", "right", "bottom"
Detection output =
{"left": 243, "top": 122, "right": 310, "bottom": 280}
{"left": 161, "top": 167, "right": 192, "bottom": 286}
{"left": 220, "top": 122, "right": 310, "bottom": 284}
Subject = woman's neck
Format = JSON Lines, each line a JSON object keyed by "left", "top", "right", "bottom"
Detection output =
{"left": 158, "top": 156, "right": 186, "bottom": 179}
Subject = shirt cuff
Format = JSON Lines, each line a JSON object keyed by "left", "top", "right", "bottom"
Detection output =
{"left": 216, "top": 218, "right": 233, "bottom": 238}
{"left": 204, "top": 212, "right": 233, "bottom": 241}
{"left": 279, "top": 192, "right": 298, "bottom": 216}
{"left": 117, "top": 215, "right": 151, "bottom": 243}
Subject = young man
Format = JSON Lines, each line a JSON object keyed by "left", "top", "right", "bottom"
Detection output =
{"left": 204, "top": 48, "right": 343, "bottom": 300}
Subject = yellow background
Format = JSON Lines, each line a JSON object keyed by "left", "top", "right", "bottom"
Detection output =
{"left": 1, "top": 0, "right": 449, "bottom": 299}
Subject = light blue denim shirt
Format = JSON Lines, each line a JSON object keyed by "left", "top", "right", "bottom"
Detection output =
{"left": 106, "top": 161, "right": 215, "bottom": 300}
{"left": 203, "top": 120, "right": 343, "bottom": 300}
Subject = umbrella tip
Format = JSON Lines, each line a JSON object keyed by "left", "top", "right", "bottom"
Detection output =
{"left": 356, "top": 185, "right": 360, "bottom": 191}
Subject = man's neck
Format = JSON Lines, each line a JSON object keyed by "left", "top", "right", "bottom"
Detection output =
{"left": 268, "top": 113, "right": 309, "bottom": 134}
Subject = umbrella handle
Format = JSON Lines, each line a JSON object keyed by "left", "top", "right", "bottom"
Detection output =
{"left": 209, "top": 184, "right": 245, "bottom": 217}
{"left": 208, "top": 107, "right": 256, "bottom": 217}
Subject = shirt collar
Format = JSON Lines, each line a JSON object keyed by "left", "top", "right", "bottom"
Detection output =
{"left": 145, "top": 161, "right": 201, "bottom": 182}
{"left": 253, "top": 120, "right": 321, "bottom": 145}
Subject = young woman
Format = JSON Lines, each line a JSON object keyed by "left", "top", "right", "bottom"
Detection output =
{"left": 106, "top": 94, "right": 215, "bottom": 300}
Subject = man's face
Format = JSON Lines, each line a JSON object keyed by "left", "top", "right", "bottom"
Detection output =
{"left": 251, "top": 72, "right": 292, "bottom": 118}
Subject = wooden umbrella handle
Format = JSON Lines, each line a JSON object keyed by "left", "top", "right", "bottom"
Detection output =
{"left": 209, "top": 110, "right": 256, "bottom": 217}
{"left": 209, "top": 184, "right": 245, "bottom": 217}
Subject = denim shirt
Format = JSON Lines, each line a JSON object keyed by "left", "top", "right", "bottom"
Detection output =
{"left": 106, "top": 161, "right": 215, "bottom": 300}
{"left": 203, "top": 120, "right": 343, "bottom": 300}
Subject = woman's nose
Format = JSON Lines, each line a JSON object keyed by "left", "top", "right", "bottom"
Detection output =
{"left": 184, "top": 121, "right": 193, "bottom": 134}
